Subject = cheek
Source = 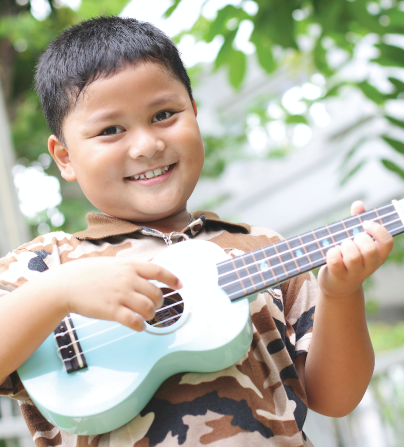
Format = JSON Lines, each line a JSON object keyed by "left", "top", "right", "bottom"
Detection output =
{"left": 73, "top": 145, "right": 121, "bottom": 178}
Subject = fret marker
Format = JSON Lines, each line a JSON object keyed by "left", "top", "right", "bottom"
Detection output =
{"left": 352, "top": 227, "right": 360, "bottom": 235}
{"left": 259, "top": 261, "right": 270, "bottom": 272}
{"left": 322, "top": 239, "right": 330, "bottom": 247}
{"left": 295, "top": 249, "right": 304, "bottom": 257}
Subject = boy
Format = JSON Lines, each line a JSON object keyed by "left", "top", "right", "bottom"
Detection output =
{"left": 0, "top": 16, "right": 393, "bottom": 447}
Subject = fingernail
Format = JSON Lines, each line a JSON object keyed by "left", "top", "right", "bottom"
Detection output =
{"left": 177, "top": 280, "right": 183, "bottom": 289}
{"left": 362, "top": 220, "right": 371, "bottom": 230}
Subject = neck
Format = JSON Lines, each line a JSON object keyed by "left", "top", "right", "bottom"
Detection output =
{"left": 137, "top": 209, "right": 191, "bottom": 233}
{"left": 217, "top": 200, "right": 404, "bottom": 302}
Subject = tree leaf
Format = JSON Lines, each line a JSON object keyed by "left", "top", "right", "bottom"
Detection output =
{"left": 163, "top": 0, "right": 182, "bottom": 19}
{"left": 388, "top": 77, "right": 404, "bottom": 96}
{"left": 78, "top": 0, "right": 130, "bottom": 18}
{"left": 382, "top": 136, "right": 404, "bottom": 155}
{"left": 385, "top": 115, "right": 404, "bottom": 130}
{"left": 214, "top": 28, "right": 237, "bottom": 70}
{"left": 323, "top": 82, "right": 347, "bottom": 99}
{"left": 254, "top": 0, "right": 297, "bottom": 49}
{"left": 358, "top": 81, "right": 388, "bottom": 105}
{"left": 340, "top": 137, "right": 369, "bottom": 170}
{"left": 381, "top": 159, "right": 404, "bottom": 180}
{"left": 329, "top": 116, "right": 376, "bottom": 142}
{"left": 228, "top": 50, "right": 246, "bottom": 89}
{"left": 313, "top": 38, "right": 333, "bottom": 76}
{"left": 372, "top": 43, "right": 404, "bottom": 68}
{"left": 384, "top": 9, "right": 404, "bottom": 34}
{"left": 348, "top": 1, "right": 384, "bottom": 35}
{"left": 285, "top": 114, "right": 307, "bottom": 124}
{"left": 205, "top": 5, "right": 249, "bottom": 42}
{"left": 315, "top": 0, "right": 346, "bottom": 34}
{"left": 250, "top": 29, "right": 276, "bottom": 73}
{"left": 341, "top": 160, "right": 367, "bottom": 186}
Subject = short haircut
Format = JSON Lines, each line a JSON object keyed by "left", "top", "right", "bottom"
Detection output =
{"left": 35, "top": 16, "right": 193, "bottom": 144}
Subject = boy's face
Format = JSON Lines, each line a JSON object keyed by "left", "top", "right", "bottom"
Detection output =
{"left": 49, "top": 63, "right": 204, "bottom": 224}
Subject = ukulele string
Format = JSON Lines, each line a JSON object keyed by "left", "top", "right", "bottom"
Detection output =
{"left": 56, "top": 212, "right": 402, "bottom": 360}
{"left": 216, "top": 204, "right": 395, "bottom": 271}
{"left": 55, "top": 318, "right": 99, "bottom": 337}
{"left": 224, "top": 218, "right": 404, "bottom": 299}
{"left": 155, "top": 299, "right": 184, "bottom": 314}
{"left": 55, "top": 290, "right": 184, "bottom": 338}
{"left": 224, "top": 216, "right": 403, "bottom": 296}
{"left": 57, "top": 298, "right": 185, "bottom": 351}
{"left": 63, "top": 329, "right": 148, "bottom": 361}
{"left": 217, "top": 210, "right": 400, "bottom": 283}
{"left": 56, "top": 323, "right": 121, "bottom": 352}
{"left": 59, "top": 313, "right": 184, "bottom": 363}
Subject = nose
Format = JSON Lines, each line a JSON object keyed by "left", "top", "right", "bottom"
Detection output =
{"left": 128, "top": 128, "right": 165, "bottom": 159}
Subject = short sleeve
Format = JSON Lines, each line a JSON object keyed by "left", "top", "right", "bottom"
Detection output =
{"left": 0, "top": 233, "right": 67, "bottom": 401}
{"left": 281, "top": 272, "right": 317, "bottom": 357}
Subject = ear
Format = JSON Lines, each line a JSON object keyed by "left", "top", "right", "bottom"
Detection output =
{"left": 192, "top": 99, "right": 198, "bottom": 117}
{"left": 48, "top": 135, "right": 77, "bottom": 182}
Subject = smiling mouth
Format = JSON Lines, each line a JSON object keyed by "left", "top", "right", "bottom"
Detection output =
{"left": 125, "top": 164, "right": 174, "bottom": 181}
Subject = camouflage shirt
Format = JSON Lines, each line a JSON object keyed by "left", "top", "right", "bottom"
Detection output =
{"left": 0, "top": 211, "right": 317, "bottom": 447}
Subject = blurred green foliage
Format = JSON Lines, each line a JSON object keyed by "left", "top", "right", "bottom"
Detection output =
{"left": 169, "top": 0, "right": 404, "bottom": 184}
{"left": 369, "top": 322, "right": 404, "bottom": 352}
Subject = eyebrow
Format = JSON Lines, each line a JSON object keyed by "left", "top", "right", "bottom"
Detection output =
{"left": 148, "top": 93, "right": 182, "bottom": 107}
{"left": 85, "top": 94, "right": 183, "bottom": 125}
{"left": 85, "top": 111, "right": 123, "bottom": 125}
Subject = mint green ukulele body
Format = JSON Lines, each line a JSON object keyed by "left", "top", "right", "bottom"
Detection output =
{"left": 18, "top": 240, "right": 254, "bottom": 435}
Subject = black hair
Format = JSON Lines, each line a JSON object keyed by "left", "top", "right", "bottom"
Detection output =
{"left": 34, "top": 16, "right": 193, "bottom": 143}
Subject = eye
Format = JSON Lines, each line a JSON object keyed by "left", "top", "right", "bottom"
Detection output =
{"left": 100, "top": 126, "right": 124, "bottom": 136}
{"left": 152, "top": 111, "right": 173, "bottom": 123}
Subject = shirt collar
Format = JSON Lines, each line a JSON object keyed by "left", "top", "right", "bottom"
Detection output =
{"left": 73, "top": 210, "right": 250, "bottom": 241}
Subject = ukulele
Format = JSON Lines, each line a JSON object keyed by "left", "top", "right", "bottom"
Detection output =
{"left": 18, "top": 199, "right": 404, "bottom": 435}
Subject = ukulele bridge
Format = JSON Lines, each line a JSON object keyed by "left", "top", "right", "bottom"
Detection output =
{"left": 54, "top": 315, "right": 88, "bottom": 373}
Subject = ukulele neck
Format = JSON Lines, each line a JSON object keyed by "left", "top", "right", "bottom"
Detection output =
{"left": 217, "top": 199, "right": 404, "bottom": 302}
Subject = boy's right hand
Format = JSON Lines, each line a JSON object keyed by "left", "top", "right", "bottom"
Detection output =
{"left": 41, "top": 257, "right": 182, "bottom": 331}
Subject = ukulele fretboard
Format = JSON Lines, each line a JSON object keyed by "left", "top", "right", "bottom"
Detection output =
{"left": 217, "top": 201, "right": 404, "bottom": 302}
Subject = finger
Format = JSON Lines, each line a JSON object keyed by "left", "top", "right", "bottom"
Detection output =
{"left": 351, "top": 200, "right": 365, "bottom": 216}
{"left": 326, "top": 246, "right": 346, "bottom": 275}
{"left": 124, "top": 292, "right": 158, "bottom": 321}
{"left": 114, "top": 306, "right": 145, "bottom": 332}
{"left": 353, "top": 232, "right": 378, "bottom": 270}
{"left": 130, "top": 279, "right": 163, "bottom": 309}
{"left": 132, "top": 261, "right": 183, "bottom": 290}
{"left": 340, "top": 239, "right": 363, "bottom": 272}
{"left": 362, "top": 220, "right": 393, "bottom": 262}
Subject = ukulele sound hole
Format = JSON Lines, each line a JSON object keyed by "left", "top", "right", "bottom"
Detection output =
{"left": 147, "top": 288, "right": 184, "bottom": 328}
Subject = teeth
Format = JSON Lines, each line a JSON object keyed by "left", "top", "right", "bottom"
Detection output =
{"left": 130, "top": 165, "right": 170, "bottom": 180}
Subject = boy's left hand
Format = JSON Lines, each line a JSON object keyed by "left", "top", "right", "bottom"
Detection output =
{"left": 318, "top": 200, "right": 394, "bottom": 299}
